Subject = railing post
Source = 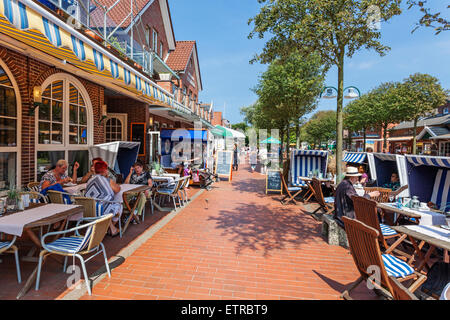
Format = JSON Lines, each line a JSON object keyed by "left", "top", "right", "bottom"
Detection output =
{"left": 130, "top": 0, "right": 134, "bottom": 59}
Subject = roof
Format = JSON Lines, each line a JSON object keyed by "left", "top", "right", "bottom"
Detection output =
{"left": 392, "top": 113, "right": 450, "bottom": 130}
{"left": 90, "top": 0, "right": 176, "bottom": 50}
{"left": 416, "top": 126, "right": 450, "bottom": 140}
{"left": 166, "top": 41, "right": 195, "bottom": 71}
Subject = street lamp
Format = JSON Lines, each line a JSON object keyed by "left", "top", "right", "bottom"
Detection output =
{"left": 320, "top": 86, "right": 361, "bottom": 100}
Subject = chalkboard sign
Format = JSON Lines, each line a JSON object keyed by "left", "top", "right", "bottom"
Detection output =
{"left": 131, "top": 123, "right": 146, "bottom": 156}
{"left": 215, "top": 150, "right": 233, "bottom": 181}
{"left": 266, "top": 169, "right": 282, "bottom": 194}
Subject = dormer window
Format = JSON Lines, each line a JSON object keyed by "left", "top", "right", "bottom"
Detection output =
{"left": 444, "top": 107, "right": 449, "bottom": 114}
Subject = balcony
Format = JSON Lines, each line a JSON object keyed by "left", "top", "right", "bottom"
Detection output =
{"left": 35, "top": 0, "right": 178, "bottom": 81}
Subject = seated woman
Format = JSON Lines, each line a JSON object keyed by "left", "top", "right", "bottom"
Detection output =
{"left": 124, "top": 160, "right": 153, "bottom": 197}
{"left": 85, "top": 160, "right": 122, "bottom": 237}
{"left": 79, "top": 157, "right": 103, "bottom": 183}
{"left": 382, "top": 172, "right": 401, "bottom": 191}
{"left": 39, "top": 160, "right": 77, "bottom": 205}
{"left": 358, "top": 165, "right": 369, "bottom": 186}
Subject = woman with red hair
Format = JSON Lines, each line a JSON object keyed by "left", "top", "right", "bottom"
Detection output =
{"left": 85, "top": 160, "right": 122, "bottom": 236}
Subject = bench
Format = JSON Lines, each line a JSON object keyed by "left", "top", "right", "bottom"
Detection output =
{"left": 321, "top": 214, "right": 349, "bottom": 248}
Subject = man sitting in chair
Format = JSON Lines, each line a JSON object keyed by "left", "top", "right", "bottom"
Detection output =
{"left": 334, "top": 167, "right": 380, "bottom": 227}
{"left": 382, "top": 172, "right": 401, "bottom": 191}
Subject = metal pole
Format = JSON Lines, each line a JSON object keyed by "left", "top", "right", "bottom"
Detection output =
{"left": 130, "top": 0, "right": 133, "bottom": 59}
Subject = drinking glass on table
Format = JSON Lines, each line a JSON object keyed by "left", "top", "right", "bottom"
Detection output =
{"left": 388, "top": 195, "right": 395, "bottom": 203}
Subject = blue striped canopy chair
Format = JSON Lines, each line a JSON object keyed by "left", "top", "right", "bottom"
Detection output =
{"left": 289, "top": 150, "right": 329, "bottom": 203}
{"left": 35, "top": 214, "right": 114, "bottom": 296}
{"left": 0, "top": 236, "right": 21, "bottom": 283}
{"left": 342, "top": 151, "right": 375, "bottom": 185}
{"left": 405, "top": 155, "right": 450, "bottom": 213}
{"left": 341, "top": 216, "right": 426, "bottom": 300}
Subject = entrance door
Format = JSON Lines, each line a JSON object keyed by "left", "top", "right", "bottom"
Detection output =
{"left": 148, "top": 131, "right": 161, "bottom": 165}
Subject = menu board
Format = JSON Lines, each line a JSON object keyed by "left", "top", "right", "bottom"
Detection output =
{"left": 215, "top": 150, "right": 233, "bottom": 181}
{"left": 266, "top": 170, "right": 282, "bottom": 194}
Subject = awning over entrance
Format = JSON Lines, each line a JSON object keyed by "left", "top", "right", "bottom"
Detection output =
{"left": 343, "top": 152, "right": 367, "bottom": 164}
{"left": 0, "top": 0, "right": 177, "bottom": 109}
{"left": 215, "top": 125, "right": 245, "bottom": 139}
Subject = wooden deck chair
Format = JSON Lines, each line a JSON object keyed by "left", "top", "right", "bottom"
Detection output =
{"left": 352, "top": 195, "right": 408, "bottom": 256}
{"left": 388, "top": 276, "right": 419, "bottom": 300}
{"left": 363, "top": 185, "right": 408, "bottom": 203}
{"left": 36, "top": 214, "right": 113, "bottom": 296}
{"left": 280, "top": 171, "right": 303, "bottom": 205}
{"left": 310, "top": 178, "right": 335, "bottom": 216}
{"left": 341, "top": 216, "right": 426, "bottom": 300}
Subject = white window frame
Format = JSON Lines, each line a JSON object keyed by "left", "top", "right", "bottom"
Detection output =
{"left": 152, "top": 29, "right": 158, "bottom": 52}
{"left": 0, "top": 59, "right": 21, "bottom": 190}
{"left": 105, "top": 113, "right": 128, "bottom": 142}
{"left": 35, "top": 73, "right": 93, "bottom": 181}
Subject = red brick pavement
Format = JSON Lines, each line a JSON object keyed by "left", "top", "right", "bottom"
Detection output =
{"left": 75, "top": 165, "right": 377, "bottom": 300}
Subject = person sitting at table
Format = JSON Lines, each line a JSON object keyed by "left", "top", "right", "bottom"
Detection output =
{"left": 85, "top": 160, "right": 121, "bottom": 237}
{"left": 358, "top": 165, "right": 369, "bottom": 186}
{"left": 124, "top": 160, "right": 153, "bottom": 197}
{"left": 39, "top": 159, "right": 77, "bottom": 192}
{"left": 79, "top": 157, "right": 104, "bottom": 183}
{"left": 334, "top": 167, "right": 380, "bottom": 227}
{"left": 382, "top": 172, "right": 401, "bottom": 191}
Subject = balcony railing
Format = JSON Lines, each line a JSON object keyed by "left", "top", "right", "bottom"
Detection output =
{"left": 36, "top": 0, "right": 175, "bottom": 79}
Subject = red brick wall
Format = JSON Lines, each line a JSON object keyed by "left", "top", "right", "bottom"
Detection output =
{"left": 0, "top": 45, "right": 105, "bottom": 186}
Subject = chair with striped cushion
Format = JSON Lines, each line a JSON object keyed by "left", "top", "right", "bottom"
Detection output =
{"left": 310, "top": 178, "right": 334, "bottom": 216}
{"left": 341, "top": 216, "right": 426, "bottom": 299}
{"left": 27, "top": 181, "right": 40, "bottom": 193}
{"left": 388, "top": 276, "right": 419, "bottom": 300}
{"left": 430, "top": 169, "right": 450, "bottom": 212}
{"left": 352, "top": 195, "right": 408, "bottom": 256}
{"left": 35, "top": 214, "right": 113, "bottom": 296}
{"left": 19, "top": 191, "right": 47, "bottom": 204}
{"left": 0, "top": 236, "right": 21, "bottom": 283}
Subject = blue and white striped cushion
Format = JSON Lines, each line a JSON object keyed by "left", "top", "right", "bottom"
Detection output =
{"left": 431, "top": 169, "right": 450, "bottom": 212}
{"left": 46, "top": 226, "right": 93, "bottom": 253}
{"left": 0, "top": 242, "right": 10, "bottom": 250}
{"left": 324, "top": 197, "right": 334, "bottom": 204}
{"left": 95, "top": 202, "right": 104, "bottom": 217}
{"left": 382, "top": 254, "right": 414, "bottom": 278}
{"left": 288, "top": 187, "right": 302, "bottom": 192}
{"left": 380, "top": 223, "right": 397, "bottom": 236}
{"left": 30, "top": 198, "right": 40, "bottom": 204}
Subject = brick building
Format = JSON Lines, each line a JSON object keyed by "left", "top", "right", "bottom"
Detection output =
{"left": 0, "top": 0, "right": 213, "bottom": 191}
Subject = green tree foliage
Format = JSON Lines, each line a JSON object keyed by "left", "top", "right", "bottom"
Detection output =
{"left": 248, "top": 0, "right": 402, "bottom": 182}
{"left": 396, "top": 73, "right": 448, "bottom": 154}
{"left": 302, "top": 111, "right": 337, "bottom": 148}
{"left": 408, "top": 1, "right": 450, "bottom": 34}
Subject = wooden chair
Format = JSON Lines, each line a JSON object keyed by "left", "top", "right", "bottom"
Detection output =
{"left": 36, "top": 214, "right": 113, "bottom": 296}
{"left": 0, "top": 236, "right": 21, "bottom": 283}
{"left": 280, "top": 172, "right": 304, "bottom": 205}
{"left": 47, "top": 190, "right": 74, "bottom": 204}
{"left": 341, "top": 216, "right": 426, "bottom": 299}
{"left": 352, "top": 195, "right": 408, "bottom": 255}
{"left": 388, "top": 276, "right": 419, "bottom": 300}
{"left": 363, "top": 185, "right": 408, "bottom": 203}
{"left": 310, "top": 178, "right": 334, "bottom": 216}
{"left": 155, "top": 176, "right": 188, "bottom": 211}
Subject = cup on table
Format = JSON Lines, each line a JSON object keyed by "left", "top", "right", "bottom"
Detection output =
{"left": 419, "top": 202, "right": 428, "bottom": 210}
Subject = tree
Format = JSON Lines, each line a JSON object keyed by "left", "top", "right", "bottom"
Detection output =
{"left": 408, "top": 1, "right": 450, "bottom": 34}
{"left": 249, "top": 0, "right": 402, "bottom": 183}
{"left": 344, "top": 94, "right": 376, "bottom": 151}
{"left": 396, "top": 73, "right": 448, "bottom": 154}
{"left": 253, "top": 51, "right": 325, "bottom": 154}
{"left": 302, "top": 111, "right": 337, "bottom": 148}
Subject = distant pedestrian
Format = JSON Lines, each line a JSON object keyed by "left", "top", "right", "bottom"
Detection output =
{"left": 233, "top": 143, "right": 239, "bottom": 171}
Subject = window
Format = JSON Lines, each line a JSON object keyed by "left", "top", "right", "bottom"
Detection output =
{"left": 152, "top": 29, "right": 158, "bottom": 52}
{"left": 444, "top": 108, "right": 449, "bottom": 114}
{"left": 440, "top": 142, "right": 450, "bottom": 157}
{"left": 36, "top": 74, "right": 92, "bottom": 181}
{"left": 105, "top": 117, "right": 123, "bottom": 142}
{"left": 145, "top": 27, "right": 150, "bottom": 48}
{"left": 160, "top": 42, "right": 163, "bottom": 58}
{"left": 0, "top": 62, "right": 19, "bottom": 191}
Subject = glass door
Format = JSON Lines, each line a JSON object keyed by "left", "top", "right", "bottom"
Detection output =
{"left": 148, "top": 131, "right": 161, "bottom": 166}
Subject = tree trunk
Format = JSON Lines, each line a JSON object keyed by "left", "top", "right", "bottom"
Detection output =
{"left": 412, "top": 118, "right": 418, "bottom": 154}
{"left": 336, "top": 51, "right": 344, "bottom": 183}
{"left": 363, "top": 127, "right": 366, "bottom": 152}
{"left": 383, "top": 123, "right": 388, "bottom": 152}
{"left": 295, "top": 118, "right": 300, "bottom": 149}
{"left": 286, "top": 123, "right": 290, "bottom": 156}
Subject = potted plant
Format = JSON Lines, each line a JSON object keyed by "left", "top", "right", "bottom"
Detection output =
{"left": 6, "top": 187, "right": 20, "bottom": 211}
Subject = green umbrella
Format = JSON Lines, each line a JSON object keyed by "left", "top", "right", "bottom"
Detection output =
{"left": 260, "top": 137, "right": 281, "bottom": 144}
{"left": 214, "top": 125, "right": 233, "bottom": 137}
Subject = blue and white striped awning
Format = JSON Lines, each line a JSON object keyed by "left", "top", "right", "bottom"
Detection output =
{"left": 343, "top": 152, "right": 366, "bottom": 164}
{"left": 405, "top": 155, "right": 450, "bottom": 168}
{"left": 292, "top": 150, "right": 328, "bottom": 157}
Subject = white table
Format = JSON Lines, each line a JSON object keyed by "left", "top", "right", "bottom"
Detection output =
{"left": 64, "top": 183, "right": 87, "bottom": 195}
{"left": 378, "top": 203, "right": 447, "bottom": 226}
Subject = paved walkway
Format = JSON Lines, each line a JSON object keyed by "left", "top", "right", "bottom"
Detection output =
{"left": 74, "top": 164, "right": 376, "bottom": 300}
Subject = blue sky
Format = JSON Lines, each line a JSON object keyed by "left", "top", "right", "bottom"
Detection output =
{"left": 169, "top": 0, "right": 450, "bottom": 124}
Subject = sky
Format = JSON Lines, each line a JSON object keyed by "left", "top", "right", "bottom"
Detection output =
{"left": 169, "top": 0, "right": 450, "bottom": 125}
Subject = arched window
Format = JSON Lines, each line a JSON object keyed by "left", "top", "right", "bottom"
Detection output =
{"left": 36, "top": 74, "right": 92, "bottom": 181}
{"left": 0, "top": 61, "right": 20, "bottom": 191}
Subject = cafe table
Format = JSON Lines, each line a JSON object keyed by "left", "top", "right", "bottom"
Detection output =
{"left": 0, "top": 203, "right": 84, "bottom": 299}
{"left": 391, "top": 225, "right": 450, "bottom": 273}
{"left": 64, "top": 183, "right": 87, "bottom": 195}
{"left": 377, "top": 203, "right": 447, "bottom": 226}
